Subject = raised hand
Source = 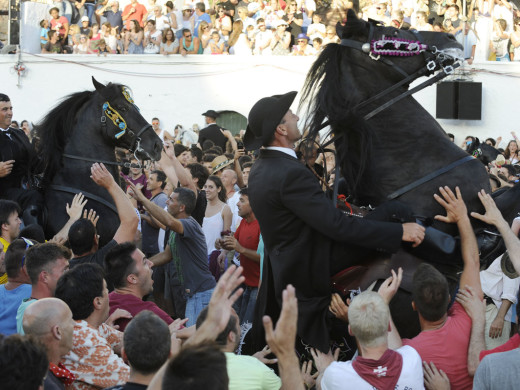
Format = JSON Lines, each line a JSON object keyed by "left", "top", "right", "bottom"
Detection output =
{"left": 66, "top": 193, "right": 88, "bottom": 221}
{"left": 434, "top": 186, "right": 468, "bottom": 224}
{"left": 90, "top": 163, "right": 116, "bottom": 189}
{"left": 378, "top": 268, "right": 403, "bottom": 304}
{"left": 470, "top": 189, "right": 506, "bottom": 227}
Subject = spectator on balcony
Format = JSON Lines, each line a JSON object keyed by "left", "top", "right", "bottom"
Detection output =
{"left": 270, "top": 19, "right": 291, "bottom": 55}
{"left": 254, "top": 18, "right": 272, "bottom": 55}
{"left": 125, "top": 19, "right": 144, "bottom": 53}
{"left": 143, "top": 19, "right": 162, "bottom": 53}
{"left": 80, "top": 15, "right": 91, "bottom": 35}
{"left": 179, "top": 28, "right": 202, "bottom": 55}
{"left": 42, "top": 30, "right": 64, "bottom": 53}
{"left": 511, "top": 18, "right": 520, "bottom": 61}
{"left": 180, "top": 5, "right": 196, "bottom": 37}
{"left": 411, "top": 11, "right": 434, "bottom": 31}
{"left": 228, "top": 20, "right": 253, "bottom": 55}
{"left": 194, "top": 2, "right": 212, "bottom": 37}
{"left": 160, "top": 28, "right": 179, "bottom": 54}
{"left": 291, "top": 33, "right": 316, "bottom": 56}
{"left": 152, "top": 5, "right": 171, "bottom": 31}
{"left": 40, "top": 19, "right": 50, "bottom": 48}
{"left": 216, "top": 7, "right": 233, "bottom": 38}
{"left": 199, "top": 21, "right": 212, "bottom": 51}
{"left": 307, "top": 13, "right": 326, "bottom": 43}
{"left": 283, "top": 0, "right": 303, "bottom": 45}
{"left": 73, "top": 34, "right": 90, "bottom": 53}
{"left": 96, "top": 1, "right": 123, "bottom": 32}
{"left": 123, "top": 0, "right": 147, "bottom": 30}
{"left": 49, "top": 7, "right": 70, "bottom": 45}
{"left": 490, "top": 18, "right": 511, "bottom": 61}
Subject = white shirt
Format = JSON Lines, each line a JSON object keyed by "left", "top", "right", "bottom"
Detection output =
{"left": 480, "top": 256, "right": 520, "bottom": 322}
{"left": 265, "top": 146, "right": 297, "bottom": 158}
{"left": 321, "top": 346, "right": 424, "bottom": 390}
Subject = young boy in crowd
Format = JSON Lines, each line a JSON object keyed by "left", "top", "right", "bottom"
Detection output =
{"left": 39, "top": 19, "right": 49, "bottom": 49}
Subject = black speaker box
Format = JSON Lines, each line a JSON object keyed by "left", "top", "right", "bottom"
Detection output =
{"left": 436, "top": 81, "right": 482, "bottom": 120}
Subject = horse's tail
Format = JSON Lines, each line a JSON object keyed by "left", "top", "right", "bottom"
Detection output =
{"left": 37, "top": 90, "right": 94, "bottom": 185}
{"left": 300, "top": 43, "right": 372, "bottom": 199}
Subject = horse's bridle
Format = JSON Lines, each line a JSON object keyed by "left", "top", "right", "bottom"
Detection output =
{"left": 338, "top": 20, "right": 461, "bottom": 121}
{"left": 308, "top": 22, "right": 469, "bottom": 204}
{"left": 63, "top": 92, "right": 155, "bottom": 168}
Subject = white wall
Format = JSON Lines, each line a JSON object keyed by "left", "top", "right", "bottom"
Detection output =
{"left": 1, "top": 53, "right": 520, "bottom": 145}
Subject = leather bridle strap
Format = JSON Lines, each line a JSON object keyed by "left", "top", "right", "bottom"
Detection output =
{"left": 49, "top": 184, "right": 119, "bottom": 214}
{"left": 387, "top": 155, "right": 476, "bottom": 200}
{"left": 61, "top": 154, "right": 138, "bottom": 168}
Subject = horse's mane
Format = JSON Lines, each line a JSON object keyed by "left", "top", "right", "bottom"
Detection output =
{"left": 38, "top": 83, "right": 123, "bottom": 185}
{"left": 299, "top": 42, "right": 374, "bottom": 199}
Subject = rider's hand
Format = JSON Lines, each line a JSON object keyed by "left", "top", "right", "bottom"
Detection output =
{"left": 433, "top": 186, "right": 468, "bottom": 224}
{"left": 0, "top": 160, "right": 14, "bottom": 178}
{"left": 402, "top": 223, "right": 425, "bottom": 247}
{"left": 90, "top": 163, "right": 116, "bottom": 189}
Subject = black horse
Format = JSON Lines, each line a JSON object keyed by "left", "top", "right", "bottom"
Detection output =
{"left": 38, "top": 78, "right": 162, "bottom": 246}
{"left": 298, "top": 11, "right": 520, "bottom": 340}
{"left": 466, "top": 138, "right": 500, "bottom": 167}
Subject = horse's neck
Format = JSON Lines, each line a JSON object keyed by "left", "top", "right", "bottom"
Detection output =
{"left": 54, "top": 117, "right": 119, "bottom": 186}
{"left": 361, "top": 97, "right": 467, "bottom": 192}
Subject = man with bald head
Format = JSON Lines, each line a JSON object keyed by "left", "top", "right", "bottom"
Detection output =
{"left": 23, "top": 297, "right": 75, "bottom": 390}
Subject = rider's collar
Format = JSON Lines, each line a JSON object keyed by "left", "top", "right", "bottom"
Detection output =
{"left": 265, "top": 146, "right": 297, "bottom": 159}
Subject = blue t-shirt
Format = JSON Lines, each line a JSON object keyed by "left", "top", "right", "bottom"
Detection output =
{"left": 194, "top": 13, "right": 211, "bottom": 37}
{"left": 0, "top": 284, "right": 31, "bottom": 335}
{"left": 40, "top": 27, "right": 49, "bottom": 45}
{"left": 16, "top": 297, "right": 37, "bottom": 334}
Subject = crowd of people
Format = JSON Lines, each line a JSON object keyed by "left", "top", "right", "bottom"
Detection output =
{"left": 2, "top": 87, "right": 520, "bottom": 390}
{"left": 35, "top": 0, "right": 520, "bottom": 59}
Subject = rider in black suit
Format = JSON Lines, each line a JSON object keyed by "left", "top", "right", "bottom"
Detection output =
{"left": 0, "top": 94, "right": 43, "bottom": 226}
{"left": 244, "top": 91, "right": 426, "bottom": 352}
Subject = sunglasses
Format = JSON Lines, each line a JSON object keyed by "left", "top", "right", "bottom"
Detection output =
{"left": 297, "top": 39, "right": 307, "bottom": 43}
{"left": 20, "top": 237, "right": 35, "bottom": 267}
{"left": 184, "top": 34, "right": 192, "bottom": 37}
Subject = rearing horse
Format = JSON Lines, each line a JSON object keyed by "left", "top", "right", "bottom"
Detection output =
{"left": 38, "top": 78, "right": 163, "bottom": 246}
{"left": 301, "top": 10, "right": 492, "bottom": 236}
{"left": 297, "top": 11, "right": 520, "bottom": 342}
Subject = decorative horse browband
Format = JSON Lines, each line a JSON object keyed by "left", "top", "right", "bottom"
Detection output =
{"left": 103, "top": 102, "right": 128, "bottom": 139}
{"left": 369, "top": 36, "right": 429, "bottom": 57}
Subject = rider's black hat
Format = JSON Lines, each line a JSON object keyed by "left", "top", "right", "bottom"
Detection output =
{"left": 243, "top": 91, "right": 297, "bottom": 151}
{"left": 202, "top": 110, "right": 219, "bottom": 119}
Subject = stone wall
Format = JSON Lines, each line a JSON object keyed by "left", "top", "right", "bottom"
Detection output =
{"left": 0, "top": 0, "right": 8, "bottom": 44}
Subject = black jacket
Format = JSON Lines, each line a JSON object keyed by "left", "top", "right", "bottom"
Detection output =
{"left": 248, "top": 149, "right": 403, "bottom": 351}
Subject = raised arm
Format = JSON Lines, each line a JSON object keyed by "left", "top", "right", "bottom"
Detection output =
{"left": 434, "top": 186, "right": 482, "bottom": 298}
{"left": 160, "top": 145, "right": 196, "bottom": 195}
{"left": 455, "top": 285, "right": 486, "bottom": 376}
{"left": 127, "top": 180, "right": 184, "bottom": 234}
{"left": 91, "top": 163, "right": 138, "bottom": 243}
{"left": 471, "top": 190, "right": 520, "bottom": 275}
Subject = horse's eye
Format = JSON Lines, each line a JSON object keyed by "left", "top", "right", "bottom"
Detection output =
{"left": 393, "top": 30, "right": 399, "bottom": 36}
{"left": 117, "top": 105, "right": 127, "bottom": 112}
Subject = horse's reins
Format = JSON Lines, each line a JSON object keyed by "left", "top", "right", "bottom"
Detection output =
{"left": 309, "top": 21, "right": 472, "bottom": 203}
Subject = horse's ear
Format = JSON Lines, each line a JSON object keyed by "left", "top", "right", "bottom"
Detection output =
{"left": 340, "top": 8, "right": 366, "bottom": 38}
{"left": 92, "top": 77, "right": 106, "bottom": 93}
{"left": 475, "top": 137, "right": 480, "bottom": 146}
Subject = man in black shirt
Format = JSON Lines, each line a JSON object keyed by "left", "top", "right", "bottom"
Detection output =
{"left": 198, "top": 110, "right": 237, "bottom": 152}
{"left": 0, "top": 94, "right": 43, "bottom": 226}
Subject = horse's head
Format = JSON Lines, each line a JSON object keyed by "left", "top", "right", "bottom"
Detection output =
{"left": 337, "top": 10, "right": 463, "bottom": 87}
{"left": 92, "top": 77, "right": 162, "bottom": 161}
{"left": 467, "top": 137, "right": 500, "bottom": 166}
